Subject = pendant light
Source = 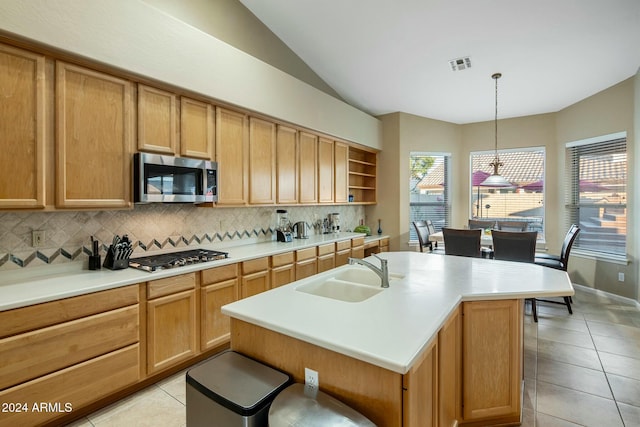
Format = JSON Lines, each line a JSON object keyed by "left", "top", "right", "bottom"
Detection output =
{"left": 481, "top": 72, "right": 512, "bottom": 187}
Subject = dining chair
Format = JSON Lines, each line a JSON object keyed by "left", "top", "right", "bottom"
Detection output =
{"left": 533, "top": 224, "right": 580, "bottom": 315}
{"left": 496, "top": 220, "right": 529, "bottom": 232}
{"left": 442, "top": 228, "right": 481, "bottom": 258}
{"left": 468, "top": 219, "right": 495, "bottom": 230}
{"left": 492, "top": 230, "right": 539, "bottom": 322}
{"left": 413, "top": 220, "right": 437, "bottom": 252}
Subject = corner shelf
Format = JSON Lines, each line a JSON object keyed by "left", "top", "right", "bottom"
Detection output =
{"left": 348, "top": 146, "right": 378, "bottom": 204}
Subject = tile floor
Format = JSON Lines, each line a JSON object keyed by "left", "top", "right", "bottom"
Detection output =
{"left": 68, "top": 286, "right": 640, "bottom": 427}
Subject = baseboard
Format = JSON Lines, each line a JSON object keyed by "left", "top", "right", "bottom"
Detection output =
{"left": 572, "top": 283, "right": 640, "bottom": 310}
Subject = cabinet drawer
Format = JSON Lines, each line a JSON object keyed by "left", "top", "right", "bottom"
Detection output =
{"left": 296, "top": 247, "right": 317, "bottom": 261}
{"left": 271, "top": 251, "right": 294, "bottom": 267}
{"left": 380, "top": 238, "right": 389, "bottom": 246}
{"left": 351, "top": 245, "right": 365, "bottom": 259}
{"left": 0, "top": 304, "right": 139, "bottom": 390}
{"left": 317, "top": 243, "right": 335, "bottom": 256}
{"left": 147, "top": 272, "right": 196, "bottom": 299}
{"left": 317, "top": 253, "right": 336, "bottom": 273}
{"left": 202, "top": 263, "right": 238, "bottom": 285}
{"left": 351, "top": 237, "right": 365, "bottom": 247}
{"left": 336, "top": 239, "right": 351, "bottom": 251}
{"left": 0, "top": 344, "right": 139, "bottom": 427}
{"left": 364, "top": 240, "right": 379, "bottom": 249}
{"left": 0, "top": 285, "right": 139, "bottom": 338}
{"left": 242, "top": 257, "right": 269, "bottom": 274}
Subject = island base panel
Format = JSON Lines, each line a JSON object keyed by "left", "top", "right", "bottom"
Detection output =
{"left": 230, "top": 319, "right": 403, "bottom": 426}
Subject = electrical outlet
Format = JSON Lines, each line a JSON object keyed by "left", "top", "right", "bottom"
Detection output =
{"left": 304, "top": 367, "right": 318, "bottom": 388}
{"left": 32, "top": 230, "right": 45, "bottom": 247}
{"left": 618, "top": 272, "right": 625, "bottom": 282}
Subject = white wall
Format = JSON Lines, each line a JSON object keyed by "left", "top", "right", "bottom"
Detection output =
{"left": 0, "top": 0, "right": 381, "bottom": 149}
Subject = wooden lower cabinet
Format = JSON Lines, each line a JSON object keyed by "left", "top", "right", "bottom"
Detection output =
{"left": 402, "top": 339, "right": 438, "bottom": 427}
{"left": 460, "top": 299, "right": 523, "bottom": 426}
{"left": 317, "top": 243, "right": 336, "bottom": 273}
{"left": 351, "top": 237, "right": 365, "bottom": 259}
{"left": 147, "top": 285, "right": 197, "bottom": 375}
{"left": 439, "top": 305, "right": 462, "bottom": 426}
{"left": 231, "top": 299, "right": 524, "bottom": 427}
{"left": 200, "top": 263, "right": 239, "bottom": 351}
{"left": 0, "top": 285, "right": 141, "bottom": 427}
{"left": 241, "top": 257, "right": 270, "bottom": 298}
{"left": 0, "top": 344, "right": 140, "bottom": 427}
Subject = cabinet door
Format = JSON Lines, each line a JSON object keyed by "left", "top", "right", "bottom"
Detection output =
{"left": 271, "top": 264, "right": 295, "bottom": 288}
{"left": 335, "top": 249, "right": 351, "bottom": 267}
{"left": 137, "top": 84, "right": 177, "bottom": 154}
{"left": 334, "top": 141, "right": 349, "bottom": 203}
{"left": 439, "top": 305, "right": 461, "bottom": 426}
{"left": 241, "top": 270, "right": 270, "bottom": 299}
{"left": 462, "top": 300, "right": 522, "bottom": 422}
{"left": 56, "top": 62, "right": 133, "bottom": 208}
{"left": 298, "top": 131, "right": 317, "bottom": 204}
{"left": 248, "top": 117, "right": 276, "bottom": 204}
{"left": 318, "top": 137, "right": 334, "bottom": 203}
{"left": 216, "top": 108, "right": 248, "bottom": 205}
{"left": 147, "top": 289, "right": 197, "bottom": 374}
{"left": 317, "top": 253, "right": 335, "bottom": 273}
{"left": 0, "top": 44, "right": 46, "bottom": 209}
{"left": 402, "top": 340, "right": 437, "bottom": 427}
{"left": 201, "top": 278, "right": 238, "bottom": 351}
{"left": 180, "top": 97, "right": 214, "bottom": 159}
{"left": 295, "top": 258, "right": 317, "bottom": 280}
{"left": 276, "top": 125, "right": 298, "bottom": 204}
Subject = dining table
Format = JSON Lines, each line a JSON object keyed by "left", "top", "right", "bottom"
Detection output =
{"left": 430, "top": 230, "right": 547, "bottom": 250}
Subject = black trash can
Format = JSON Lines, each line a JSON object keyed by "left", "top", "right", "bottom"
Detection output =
{"left": 186, "top": 351, "right": 291, "bottom": 426}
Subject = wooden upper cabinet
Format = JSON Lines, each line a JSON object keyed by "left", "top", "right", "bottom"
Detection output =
{"left": 0, "top": 44, "right": 46, "bottom": 209}
{"left": 334, "top": 141, "right": 349, "bottom": 203}
{"left": 318, "top": 137, "right": 334, "bottom": 203}
{"left": 276, "top": 125, "right": 298, "bottom": 204}
{"left": 298, "top": 131, "right": 318, "bottom": 204}
{"left": 248, "top": 117, "right": 276, "bottom": 204}
{"left": 56, "top": 61, "right": 133, "bottom": 208}
{"left": 137, "top": 84, "right": 178, "bottom": 155}
{"left": 180, "top": 97, "right": 215, "bottom": 160}
{"left": 216, "top": 108, "right": 248, "bottom": 205}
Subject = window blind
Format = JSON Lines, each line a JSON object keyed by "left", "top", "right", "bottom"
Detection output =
{"left": 409, "top": 153, "right": 450, "bottom": 241}
{"left": 565, "top": 136, "right": 627, "bottom": 257}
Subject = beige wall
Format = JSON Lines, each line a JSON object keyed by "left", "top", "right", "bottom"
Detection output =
{"left": 556, "top": 78, "right": 636, "bottom": 299}
{"left": 374, "top": 80, "right": 637, "bottom": 301}
{"left": 143, "top": 0, "right": 342, "bottom": 100}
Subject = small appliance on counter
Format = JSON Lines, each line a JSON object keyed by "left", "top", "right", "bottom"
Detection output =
{"left": 276, "top": 209, "right": 293, "bottom": 242}
{"left": 292, "top": 221, "right": 309, "bottom": 239}
{"left": 329, "top": 213, "right": 341, "bottom": 233}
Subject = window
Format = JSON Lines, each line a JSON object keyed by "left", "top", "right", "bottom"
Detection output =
{"left": 409, "top": 153, "right": 450, "bottom": 241}
{"left": 469, "top": 148, "right": 545, "bottom": 236}
{"left": 566, "top": 133, "right": 627, "bottom": 259}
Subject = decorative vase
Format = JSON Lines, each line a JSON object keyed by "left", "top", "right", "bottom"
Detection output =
{"left": 377, "top": 219, "right": 382, "bottom": 235}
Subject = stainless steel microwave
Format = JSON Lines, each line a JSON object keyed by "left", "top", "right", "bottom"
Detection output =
{"left": 133, "top": 153, "right": 217, "bottom": 203}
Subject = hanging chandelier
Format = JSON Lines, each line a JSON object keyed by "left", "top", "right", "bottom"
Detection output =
{"left": 481, "top": 72, "right": 512, "bottom": 187}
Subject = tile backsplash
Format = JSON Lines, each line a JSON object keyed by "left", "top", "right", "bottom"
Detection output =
{"left": 0, "top": 205, "right": 365, "bottom": 270}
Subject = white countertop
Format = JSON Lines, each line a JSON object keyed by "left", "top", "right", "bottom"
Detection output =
{"left": 222, "top": 251, "right": 574, "bottom": 375}
{"left": 0, "top": 232, "right": 377, "bottom": 312}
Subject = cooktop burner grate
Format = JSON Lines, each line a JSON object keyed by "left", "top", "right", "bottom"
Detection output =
{"left": 129, "top": 249, "right": 228, "bottom": 272}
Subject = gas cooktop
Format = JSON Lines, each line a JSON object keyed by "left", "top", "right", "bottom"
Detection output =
{"left": 128, "top": 249, "right": 229, "bottom": 272}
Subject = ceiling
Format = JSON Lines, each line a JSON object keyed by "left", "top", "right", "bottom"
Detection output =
{"left": 239, "top": 0, "right": 640, "bottom": 124}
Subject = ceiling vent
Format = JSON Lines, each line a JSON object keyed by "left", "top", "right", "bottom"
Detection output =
{"left": 449, "top": 56, "right": 472, "bottom": 71}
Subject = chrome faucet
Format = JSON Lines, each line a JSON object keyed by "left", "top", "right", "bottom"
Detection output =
{"left": 348, "top": 254, "right": 389, "bottom": 288}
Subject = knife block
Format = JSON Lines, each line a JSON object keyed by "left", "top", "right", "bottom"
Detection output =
{"left": 103, "top": 245, "right": 129, "bottom": 270}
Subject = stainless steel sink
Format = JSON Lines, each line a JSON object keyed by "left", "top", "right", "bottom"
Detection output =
{"left": 296, "top": 278, "right": 383, "bottom": 303}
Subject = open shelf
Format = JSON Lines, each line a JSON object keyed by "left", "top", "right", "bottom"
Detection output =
{"left": 348, "top": 146, "right": 377, "bottom": 204}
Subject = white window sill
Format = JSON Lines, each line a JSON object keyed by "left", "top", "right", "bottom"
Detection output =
{"left": 571, "top": 249, "right": 629, "bottom": 265}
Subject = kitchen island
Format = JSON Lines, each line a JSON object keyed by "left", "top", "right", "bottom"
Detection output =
{"left": 222, "top": 251, "right": 574, "bottom": 426}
